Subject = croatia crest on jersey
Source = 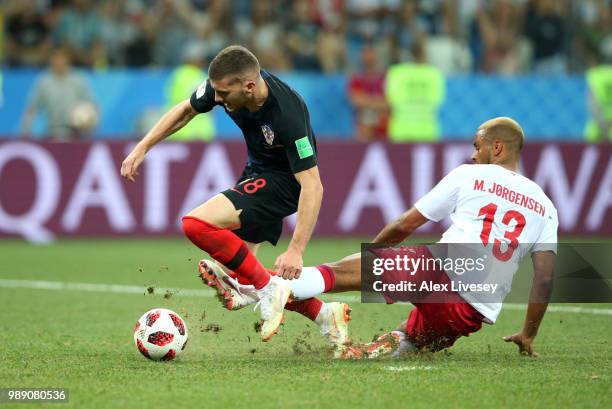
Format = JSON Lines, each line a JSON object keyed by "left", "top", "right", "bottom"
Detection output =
{"left": 261, "top": 124, "right": 275, "bottom": 145}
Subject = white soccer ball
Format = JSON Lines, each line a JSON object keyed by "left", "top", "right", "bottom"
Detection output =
{"left": 69, "top": 101, "right": 98, "bottom": 131}
{"left": 133, "top": 308, "right": 188, "bottom": 361}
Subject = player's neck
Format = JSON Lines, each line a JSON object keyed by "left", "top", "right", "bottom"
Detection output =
{"left": 245, "top": 77, "right": 269, "bottom": 112}
{"left": 493, "top": 159, "right": 520, "bottom": 173}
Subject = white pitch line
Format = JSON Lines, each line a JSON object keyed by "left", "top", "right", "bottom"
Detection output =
{"left": 384, "top": 366, "right": 434, "bottom": 372}
{"left": 1, "top": 279, "right": 611, "bottom": 316}
{"left": 0, "top": 279, "right": 213, "bottom": 297}
{"left": 322, "top": 294, "right": 612, "bottom": 315}
{"left": 501, "top": 303, "right": 612, "bottom": 316}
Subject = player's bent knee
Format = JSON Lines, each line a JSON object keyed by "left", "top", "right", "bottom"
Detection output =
{"left": 181, "top": 216, "right": 228, "bottom": 249}
{"left": 185, "top": 194, "right": 241, "bottom": 229}
{"left": 181, "top": 216, "right": 206, "bottom": 241}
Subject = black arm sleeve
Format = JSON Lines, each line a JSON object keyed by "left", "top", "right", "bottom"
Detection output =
{"left": 189, "top": 79, "right": 218, "bottom": 113}
{"left": 278, "top": 109, "right": 318, "bottom": 174}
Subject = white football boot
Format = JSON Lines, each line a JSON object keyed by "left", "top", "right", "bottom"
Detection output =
{"left": 198, "top": 259, "right": 257, "bottom": 311}
{"left": 337, "top": 331, "right": 404, "bottom": 360}
{"left": 315, "top": 302, "right": 352, "bottom": 356}
{"left": 255, "top": 277, "right": 292, "bottom": 342}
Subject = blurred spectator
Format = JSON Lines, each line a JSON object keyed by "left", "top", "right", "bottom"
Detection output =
{"left": 344, "top": 0, "right": 384, "bottom": 47}
{"left": 524, "top": 0, "right": 568, "bottom": 74}
{"left": 426, "top": 35, "right": 473, "bottom": 74}
{"left": 98, "top": 0, "right": 140, "bottom": 67}
{"left": 4, "top": 0, "right": 51, "bottom": 67}
{"left": 141, "top": 0, "right": 198, "bottom": 67}
{"left": 231, "top": 0, "right": 252, "bottom": 19}
{"left": 347, "top": 45, "right": 389, "bottom": 141}
{"left": 52, "top": 0, "right": 104, "bottom": 68}
{"left": 419, "top": 0, "right": 459, "bottom": 37}
{"left": 317, "top": 19, "right": 348, "bottom": 73}
{"left": 457, "top": 0, "right": 483, "bottom": 37}
{"left": 21, "top": 48, "right": 97, "bottom": 139}
{"left": 388, "top": 0, "right": 428, "bottom": 65}
{"left": 237, "top": 0, "right": 290, "bottom": 70}
{"left": 344, "top": 0, "right": 401, "bottom": 71}
{"left": 285, "top": 0, "right": 322, "bottom": 71}
{"left": 311, "top": 0, "right": 344, "bottom": 29}
{"left": 165, "top": 43, "right": 214, "bottom": 140}
{"left": 471, "top": 0, "right": 525, "bottom": 74}
{"left": 385, "top": 37, "right": 445, "bottom": 142}
{"left": 574, "top": 0, "right": 612, "bottom": 69}
{"left": 191, "top": 0, "right": 234, "bottom": 62}
{"left": 584, "top": 63, "right": 612, "bottom": 142}
{"left": 0, "top": 0, "right": 607, "bottom": 75}
{"left": 421, "top": 1, "right": 473, "bottom": 73}
{"left": 120, "top": 0, "right": 154, "bottom": 67}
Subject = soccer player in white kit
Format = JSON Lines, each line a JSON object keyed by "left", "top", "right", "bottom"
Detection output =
{"left": 210, "top": 117, "right": 558, "bottom": 358}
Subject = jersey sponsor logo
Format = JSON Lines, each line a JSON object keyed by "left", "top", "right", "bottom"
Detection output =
{"left": 295, "top": 136, "right": 314, "bottom": 159}
{"left": 196, "top": 80, "right": 207, "bottom": 99}
{"left": 261, "top": 124, "right": 275, "bottom": 145}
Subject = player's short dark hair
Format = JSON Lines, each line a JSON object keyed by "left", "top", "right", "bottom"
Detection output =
{"left": 208, "top": 45, "right": 260, "bottom": 83}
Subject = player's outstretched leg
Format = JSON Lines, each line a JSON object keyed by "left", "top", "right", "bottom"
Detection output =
{"left": 266, "top": 254, "right": 361, "bottom": 298}
{"left": 198, "top": 259, "right": 351, "bottom": 352}
{"left": 182, "top": 214, "right": 290, "bottom": 341}
{"left": 195, "top": 242, "right": 359, "bottom": 348}
{"left": 285, "top": 298, "right": 352, "bottom": 353}
{"left": 199, "top": 264, "right": 290, "bottom": 341}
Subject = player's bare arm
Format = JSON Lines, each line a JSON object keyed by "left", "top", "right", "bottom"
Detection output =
{"left": 372, "top": 207, "right": 429, "bottom": 245}
{"left": 326, "top": 252, "right": 361, "bottom": 292}
{"left": 312, "top": 208, "right": 429, "bottom": 291}
{"left": 275, "top": 166, "right": 324, "bottom": 279}
{"left": 121, "top": 100, "right": 198, "bottom": 182}
{"left": 504, "top": 250, "right": 555, "bottom": 357}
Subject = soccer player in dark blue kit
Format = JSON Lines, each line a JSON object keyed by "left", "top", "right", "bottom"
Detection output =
{"left": 121, "top": 46, "right": 350, "bottom": 345}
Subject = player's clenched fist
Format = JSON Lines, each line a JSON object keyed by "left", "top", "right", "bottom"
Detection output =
{"left": 121, "top": 147, "right": 146, "bottom": 182}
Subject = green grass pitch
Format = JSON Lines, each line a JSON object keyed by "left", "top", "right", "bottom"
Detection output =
{"left": 1, "top": 238, "right": 610, "bottom": 409}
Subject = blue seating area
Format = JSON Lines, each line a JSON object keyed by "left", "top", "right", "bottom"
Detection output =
{"left": 0, "top": 70, "right": 588, "bottom": 139}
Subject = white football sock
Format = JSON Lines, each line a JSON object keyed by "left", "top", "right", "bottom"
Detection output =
{"left": 279, "top": 266, "right": 326, "bottom": 300}
{"left": 226, "top": 267, "right": 326, "bottom": 300}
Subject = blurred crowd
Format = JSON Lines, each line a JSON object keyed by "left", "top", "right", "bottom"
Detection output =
{"left": 4, "top": 0, "right": 612, "bottom": 74}
{"left": 4, "top": 0, "right": 612, "bottom": 142}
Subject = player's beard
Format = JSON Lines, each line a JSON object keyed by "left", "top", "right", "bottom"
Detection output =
{"left": 225, "top": 91, "right": 248, "bottom": 112}
{"left": 475, "top": 148, "right": 493, "bottom": 165}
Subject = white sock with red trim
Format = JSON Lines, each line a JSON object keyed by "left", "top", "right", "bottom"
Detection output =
{"left": 229, "top": 267, "right": 327, "bottom": 300}
{"left": 280, "top": 267, "right": 326, "bottom": 300}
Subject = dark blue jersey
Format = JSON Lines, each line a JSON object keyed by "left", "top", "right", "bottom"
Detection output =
{"left": 190, "top": 71, "right": 317, "bottom": 175}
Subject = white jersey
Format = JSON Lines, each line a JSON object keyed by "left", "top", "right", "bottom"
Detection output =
{"left": 414, "top": 164, "right": 558, "bottom": 323}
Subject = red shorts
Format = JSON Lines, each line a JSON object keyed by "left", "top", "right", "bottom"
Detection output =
{"left": 373, "top": 245, "right": 484, "bottom": 351}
